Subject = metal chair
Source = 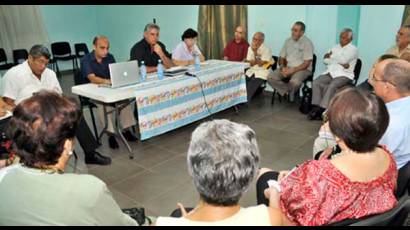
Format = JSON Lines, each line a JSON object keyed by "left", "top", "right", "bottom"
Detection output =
{"left": 329, "top": 195, "right": 410, "bottom": 226}
{"left": 12, "top": 49, "right": 28, "bottom": 65}
{"left": 51, "top": 42, "right": 78, "bottom": 78}
{"left": 352, "top": 58, "right": 362, "bottom": 86}
{"left": 0, "top": 48, "right": 14, "bottom": 70}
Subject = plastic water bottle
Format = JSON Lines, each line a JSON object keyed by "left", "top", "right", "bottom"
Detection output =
{"left": 194, "top": 53, "right": 201, "bottom": 71}
{"left": 140, "top": 61, "right": 147, "bottom": 82}
{"left": 157, "top": 59, "right": 164, "bottom": 80}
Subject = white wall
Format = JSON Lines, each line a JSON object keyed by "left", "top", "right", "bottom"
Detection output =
{"left": 357, "top": 5, "right": 405, "bottom": 84}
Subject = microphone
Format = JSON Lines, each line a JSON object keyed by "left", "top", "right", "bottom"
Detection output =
{"left": 185, "top": 72, "right": 197, "bottom": 77}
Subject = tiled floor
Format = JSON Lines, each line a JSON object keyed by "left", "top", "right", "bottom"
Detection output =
{"left": 60, "top": 71, "right": 322, "bottom": 217}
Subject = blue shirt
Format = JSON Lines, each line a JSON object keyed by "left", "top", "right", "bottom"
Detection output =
{"left": 379, "top": 96, "right": 410, "bottom": 169}
{"left": 80, "top": 51, "right": 116, "bottom": 83}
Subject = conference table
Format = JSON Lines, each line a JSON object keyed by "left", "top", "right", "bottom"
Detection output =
{"left": 71, "top": 59, "right": 249, "bottom": 159}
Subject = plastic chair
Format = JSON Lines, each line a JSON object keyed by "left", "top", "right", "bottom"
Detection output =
{"left": 74, "top": 43, "right": 90, "bottom": 59}
{"left": 51, "top": 42, "right": 78, "bottom": 77}
{"left": 396, "top": 161, "right": 410, "bottom": 198}
{"left": 329, "top": 195, "right": 410, "bottom": 226}
{"left": 0, "top": 48, "right": 14, "bottom": 70}
{"left": 352, "top": 58, "right": 362, "bottom": 86}
{"left": 12, "top": 49, "right": 28, "bottom": 65}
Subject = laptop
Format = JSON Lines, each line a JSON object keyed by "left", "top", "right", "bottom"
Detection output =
{"left": 103, "top": 60, "right": 140, "bottom": 88}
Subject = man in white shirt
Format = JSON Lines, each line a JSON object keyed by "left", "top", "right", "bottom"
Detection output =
{"left": 267, "top": 21, "right": 314, "bottom": 102}
{"left": 308, "top": 28, "right": 358, "bottom": 120}
{"left": 244, "top": 32, "right": 274, "bottom": 102}
{"left": 2, "top": 45, "right": 111, "bottom": 165}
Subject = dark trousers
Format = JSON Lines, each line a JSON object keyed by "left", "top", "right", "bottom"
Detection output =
{"left": 76, "top": 116, "right": 99, "bottom": 157}
{"left": 256, "top": 171, "right": 279, "bottom": 206}
{"left": 246, "top": 76, "right": 266, "bottom": 102}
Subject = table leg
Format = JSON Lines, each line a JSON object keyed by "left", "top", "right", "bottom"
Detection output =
{"left": 114, "top": 103, "right": 133, "bottom": 158}
{"left": 98, "top": 104, "right": 109, "bottom": 141}
{"left": 233, "top": 105, "right": 239, "bottom": 115}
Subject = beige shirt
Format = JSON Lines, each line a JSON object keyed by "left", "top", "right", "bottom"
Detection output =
{"left": 0, "top": 164, "right": 138, "bottom": 226}
{"left": 280, "top": 36, "right": 314, "bottom": 71}
{"left": 385, "top": 44, "right": 410, "bottom": 57}
{"left": 156, "top": 205, "right": 272, "bottom": 226}
{"left": 245, "top": 43, "right": 274, "bottom": 80}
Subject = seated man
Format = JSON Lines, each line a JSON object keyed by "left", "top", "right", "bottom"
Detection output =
{"left": 244, "top": 32, "right": 274, "bottom": 102}
{"left": 2, "top": 44, "right": 111, "bottom": 165}
{"left": 358, "top": 25, "right": 410, "bottom": 91}
{"left": 172, "top": 28, "right": 205, "bottom": 66}
{"left": 267, "top": 21, "right": 314, "bottom": 102}
{"left": 223, "top": 25, "right": 249, "bottom": 62}
{"left": 130, "top": 23, "right": 173, "bottom": 73}
{"left": 371, "top": 59, "right": 410, "bottom": 169}
{"left": 81, "top": 36, "right": 138, "bottom": 149}
{"left": 307, "top": 28, "right": 358, "bottom": 120}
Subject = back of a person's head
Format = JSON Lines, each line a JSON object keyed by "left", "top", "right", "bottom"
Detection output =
{"left": 327, "top": 88, "right": 389, "bottom": 153}
{"left": 187, "top": 119, "right": 260, "bottom": 206}
{"left": 383, "top": 59, "right": 410, "bottom": 95}
{"left": 8, "top": 90, "right": 80, "bottom": 168}
{"left": 181, "top": 28, "right": 198, "bottom": 41}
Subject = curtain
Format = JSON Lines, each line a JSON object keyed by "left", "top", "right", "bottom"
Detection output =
{"left": 0, "top": 5, "right": 49, "bottom": 62}
{"left": 403, "top": 5, "right": 410, "bottom": 26}
{"left": 197, "top": 5, "right": 247, "bottom": 60}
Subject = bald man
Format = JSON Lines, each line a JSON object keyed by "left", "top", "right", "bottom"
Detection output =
{"left": 370, "top": 59, "right": 410, "bottom": 169}
{"left": 244, "top": 32, "right": 273, "bottom": 102}
{"left": 223, "top": 26, "right": 249, "bottom": 62}
{"left": 80, "top": 36, "right": 138, "bottom": 149}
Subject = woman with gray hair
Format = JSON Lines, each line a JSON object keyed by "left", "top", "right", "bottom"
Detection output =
{"left": 155, "top": 119, "right": 283, "bottom": 226}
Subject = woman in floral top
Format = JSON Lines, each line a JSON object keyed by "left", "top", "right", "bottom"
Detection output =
{"left": 257, "top": 87, "right": 397, "bottom": 226}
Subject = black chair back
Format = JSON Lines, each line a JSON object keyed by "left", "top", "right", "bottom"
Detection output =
{"left": 74, "top": 43, "right": 90, "bottom": 58}
{"left": 353, "top": 58, "right": 362, "bottom": 86}
{"left": 304, "top": 54, "right": 317, "bottom": 83}
{"left": 272, "top": 55, "right": 279, "bottom": 71}
{"left": 0, "top": 48, "right": 8, "bottom": 63}
{"left": 329, "top": 196, "right": 410, "bottom": 226}
{"left": 12, "top": 49, "right": 28, "bottom": 65}
{"left": 51, "top": 42, "right": 72, "bottom": 58}
{"left": 396, "top": 161, "right": 410, "bottom": 198}
{"left": 311, "top": 54, "right": 317, "bottom": 76}
{"left": 73, "top": 69, "right": 88, "bottom": 86}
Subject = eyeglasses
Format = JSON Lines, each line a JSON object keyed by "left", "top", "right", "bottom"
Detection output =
{"left": 369, "top": 74, "right": 396, "bottom": 86}
{"left": 369, "top": 74, "right": 385, "bottom": 83}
